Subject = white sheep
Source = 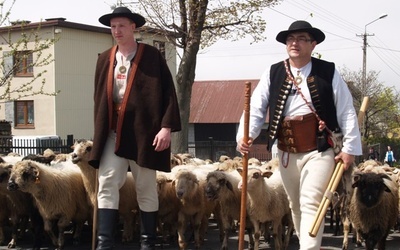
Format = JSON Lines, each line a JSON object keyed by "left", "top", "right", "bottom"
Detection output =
{"left": 237, "top": 167, "right": 293, "bottom": 250}
{"left": 205, "top": 169, "right": 254, "bottom": 249}
{"left": 7, "top": 160, "right": 91, "bottom": 249}
{"left": 349, "top": 171, "right": 399, "bottom": 249}
{"left": 70, "top": 139, "right": 139, "bottom": 243}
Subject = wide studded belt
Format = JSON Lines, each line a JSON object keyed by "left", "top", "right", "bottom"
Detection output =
{"left": 277, "top": 113, "right": 318, "bottom": 153}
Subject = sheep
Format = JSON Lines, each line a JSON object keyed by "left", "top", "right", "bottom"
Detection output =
{"left": 70, "top": 139, "right": 139, "bottom": 243}
{"left": 7, "top": 160, "right": 91, "bottom": 250}
{"left": 260, "top": 157, "right": 279, "bottom": 172}
{"left": 156, "top": 171, "right": 181, "bottom": 244}
{"left": 0, "top": 162, "right": 44, "bottom": 249}
{"left": 205, "top": 169, "right": 254, "bottom": 250}
{"left": 349, "top": 171, "right": 399, "bottom": 250}
{"left": 0, "top": 193, "right": 11, "bottom": 246}
{"left": 237, "top": 167, "right": 293, "bottom": 250}
{"left": 172, "top": 167, "right": 218, "bottom": 249}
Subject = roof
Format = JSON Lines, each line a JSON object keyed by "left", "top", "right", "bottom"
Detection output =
{"left": 190, "top": 80, "right": 259, "bottom": 123}
{"left": 0, "top": 18, "right": 111, "bottom": 34}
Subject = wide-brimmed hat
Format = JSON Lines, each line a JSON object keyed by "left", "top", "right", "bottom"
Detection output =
{"left": 99, "top": 6, "right": 146, "bottom": 27}
{"left": 276, "top": 20, "right": 325, "bottom": 44}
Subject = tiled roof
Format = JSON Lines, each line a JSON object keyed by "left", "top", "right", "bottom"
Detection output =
{"left": 190, "top": 80, "right": 259, "bottom": 123}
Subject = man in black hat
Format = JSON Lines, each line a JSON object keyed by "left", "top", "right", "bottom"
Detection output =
{"left": 89, "top": 6, "right": 181, "bottom": 250}
{"left": 236, "top": 20, "right": 362, "bottom": 249}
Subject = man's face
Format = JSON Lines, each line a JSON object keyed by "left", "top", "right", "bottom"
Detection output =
{"left": 285, "top": 32, "right": 316, "bottom": 59}
{"left": 110, "top": 17, "right": 136, "bottom": 44}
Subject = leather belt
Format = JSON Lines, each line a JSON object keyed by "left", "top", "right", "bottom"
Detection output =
{"left": 277, "top": 113, "right": 318, "bottom": 153}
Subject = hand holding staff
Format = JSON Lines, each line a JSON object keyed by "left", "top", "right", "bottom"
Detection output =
{"left": 309, "top": 160, "right": 344, "bottom": 237}
{"left": 238, "top": 81, "right": 251, "bottom": 250}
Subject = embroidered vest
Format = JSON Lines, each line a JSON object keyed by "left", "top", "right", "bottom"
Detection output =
{"left": 267, "top": 57, "right": 339, "bottom": 152}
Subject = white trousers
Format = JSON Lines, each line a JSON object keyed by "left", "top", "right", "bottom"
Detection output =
{"left": 97, "top": 132, "right": 158, "bottom": 212}
{"left": 278, "top": 148, "right": 335, "bottom": 250}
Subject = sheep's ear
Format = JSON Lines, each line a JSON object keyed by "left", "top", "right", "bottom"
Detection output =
{"left": 262, "top": 170, "right": 273, "bottom": 179}
{"left": 351, "top": 172, "right": 362, "bottom": 188}
{"left": 171, "top": 179, "right": 176, "bottom": 187}
{"left": 225, "top": 180, "right": 234, "bottom": 192}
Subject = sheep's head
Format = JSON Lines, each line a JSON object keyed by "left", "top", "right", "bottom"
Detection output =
{"left": 237, "top": 167, "right": 273, "bottom": 191}
{"left": 8, "top": 160, "right": 40, "bottom": 192}
{"left": 205, "top": 171, "right": 233, "bottom": 201}
{"left": 173, "top": 170, "right": 198, "bottom": 199}
{"left": 352, "top": 172, "right": 392, "bottom": 208}
{"left": 71, "top": 139, "right": 93, "bottom": 164}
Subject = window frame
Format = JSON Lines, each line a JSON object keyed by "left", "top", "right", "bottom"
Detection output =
{"left": 14, "top": 100, "right": 35, "bottom": 128}
{"left": 14, "top": 50, "right": 34, "bottom": 77}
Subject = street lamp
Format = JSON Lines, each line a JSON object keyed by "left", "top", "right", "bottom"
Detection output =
{"left": 361, "top": 14, "right": 388, "bottom": 97}
{"left": 358, "top": 14, "right": 388, "bottom": 138}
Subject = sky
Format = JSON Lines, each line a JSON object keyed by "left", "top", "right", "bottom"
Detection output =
{"left": 4, "top": 0, "right": 400, "bottom": 89}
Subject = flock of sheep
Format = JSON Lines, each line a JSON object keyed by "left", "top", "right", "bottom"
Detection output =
{"left": 0, "top": 139, "right": 399, "bottom": 250}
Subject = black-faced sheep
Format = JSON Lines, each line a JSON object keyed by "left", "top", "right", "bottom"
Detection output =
{"left": 205, "top": 169, "right": 254, "bottom": 250}
{"left": 70, "top": 139, "right": 139, "bottom": 243}
{"left": 237, "top": 167, "right": 293, "bottom": 250}
{"left": 7, "top": 160, "right": 91, "bottom": 250}
{"left": 349, "top": 171, "right": 399, "bottom": 250}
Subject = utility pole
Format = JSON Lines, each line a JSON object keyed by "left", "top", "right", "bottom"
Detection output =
{"left": 356, "top": 14, "right": 388, "bottom": 137}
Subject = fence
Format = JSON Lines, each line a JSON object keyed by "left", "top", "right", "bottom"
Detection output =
{"left": 188, "top": 140, "right": 272, "bottom": 162}
{"left": 0, "top": 135, "right": 74, "bottom": 156}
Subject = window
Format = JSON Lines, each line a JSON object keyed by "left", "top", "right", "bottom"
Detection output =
{"left": 15, "top": 100, "right": 34, "bottom": 128}
{"left": 14, "top": 51, "right": 34, "bottom": 77}
{"left": 153, "top": 40, "right": 166, "bottom": 58}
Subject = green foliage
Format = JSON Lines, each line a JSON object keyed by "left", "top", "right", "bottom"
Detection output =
{"left": 340, "top": 67, "right": 400, "bottom": 140}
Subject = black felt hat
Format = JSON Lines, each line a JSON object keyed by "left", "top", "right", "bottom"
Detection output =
{"left": 99, "top": 6, "right": 146, "bottom": 27}
{"left": 276, "top": 20, "right": 325, "bottom": 44}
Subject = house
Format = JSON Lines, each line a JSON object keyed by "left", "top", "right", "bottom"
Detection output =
{"left": 0, "top": 18, "right": 177, "bottom": 140}
{"left": 189, "top": 80, "right": 273, "bottom": 161}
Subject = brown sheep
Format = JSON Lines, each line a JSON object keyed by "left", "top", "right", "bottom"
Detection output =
{"left": 349, "top": 171, "right": 399, "bottom": 250}
{"left": 7, "top": 160, "right": 90, "bottom": 249}
{"left": 0, "top": 163, "right": 44, "bottom": 249}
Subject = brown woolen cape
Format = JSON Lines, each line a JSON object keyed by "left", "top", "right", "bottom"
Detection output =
{"left": 88, "top": 43, "right": 181, "bottom": 172}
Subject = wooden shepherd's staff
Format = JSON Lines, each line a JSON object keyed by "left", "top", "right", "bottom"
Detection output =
{"left": 91, "top": 170, "right": 99, "bottom": 250}
{"left": 309, "top": 96, "right": 370, "bottom": 237}
{"left": 238, "top": 81, "right": 251, "bottom": 250}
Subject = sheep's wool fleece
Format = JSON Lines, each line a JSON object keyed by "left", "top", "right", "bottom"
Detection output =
{"left": 89, "top": 43, "right": 181, "bottom": 172}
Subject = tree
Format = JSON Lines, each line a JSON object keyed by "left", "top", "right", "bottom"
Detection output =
{"left": 129, "top": 0, "right": 281, "bottom": 153}
{"left": 0, "top": 0, "right": 58, "bottom": 103}
{"left": 340, "top": 67, "right": 400, "bottom": 140}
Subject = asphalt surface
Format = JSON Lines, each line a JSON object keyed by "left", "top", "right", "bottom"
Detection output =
{"left": 1, "top": 215, "right": 400, "bottom": 250}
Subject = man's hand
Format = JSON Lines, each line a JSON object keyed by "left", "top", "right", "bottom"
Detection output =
{"left": 236, "top": 137, "right": 254, "bottom": 155}
{"left": 335, "top": 151, "right": 355, "bottom": 170}
{"left": 153, "top": 128, "right": 171, "bottom": 152}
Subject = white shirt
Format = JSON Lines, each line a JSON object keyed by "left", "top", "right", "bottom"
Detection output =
{"left": 236, "top": 60, "right": 362, "bottom": 156}
{"left": 113, "top": 50, "right": 136, "bottom": 103}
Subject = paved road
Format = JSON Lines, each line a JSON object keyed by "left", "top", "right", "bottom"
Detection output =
{"left": 1, "top": 216, "right": 400, "bottom": 250}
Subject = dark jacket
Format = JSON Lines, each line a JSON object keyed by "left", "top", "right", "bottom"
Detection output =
{"left": 89, "top": 43, "right": 181, "bottom": 172}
